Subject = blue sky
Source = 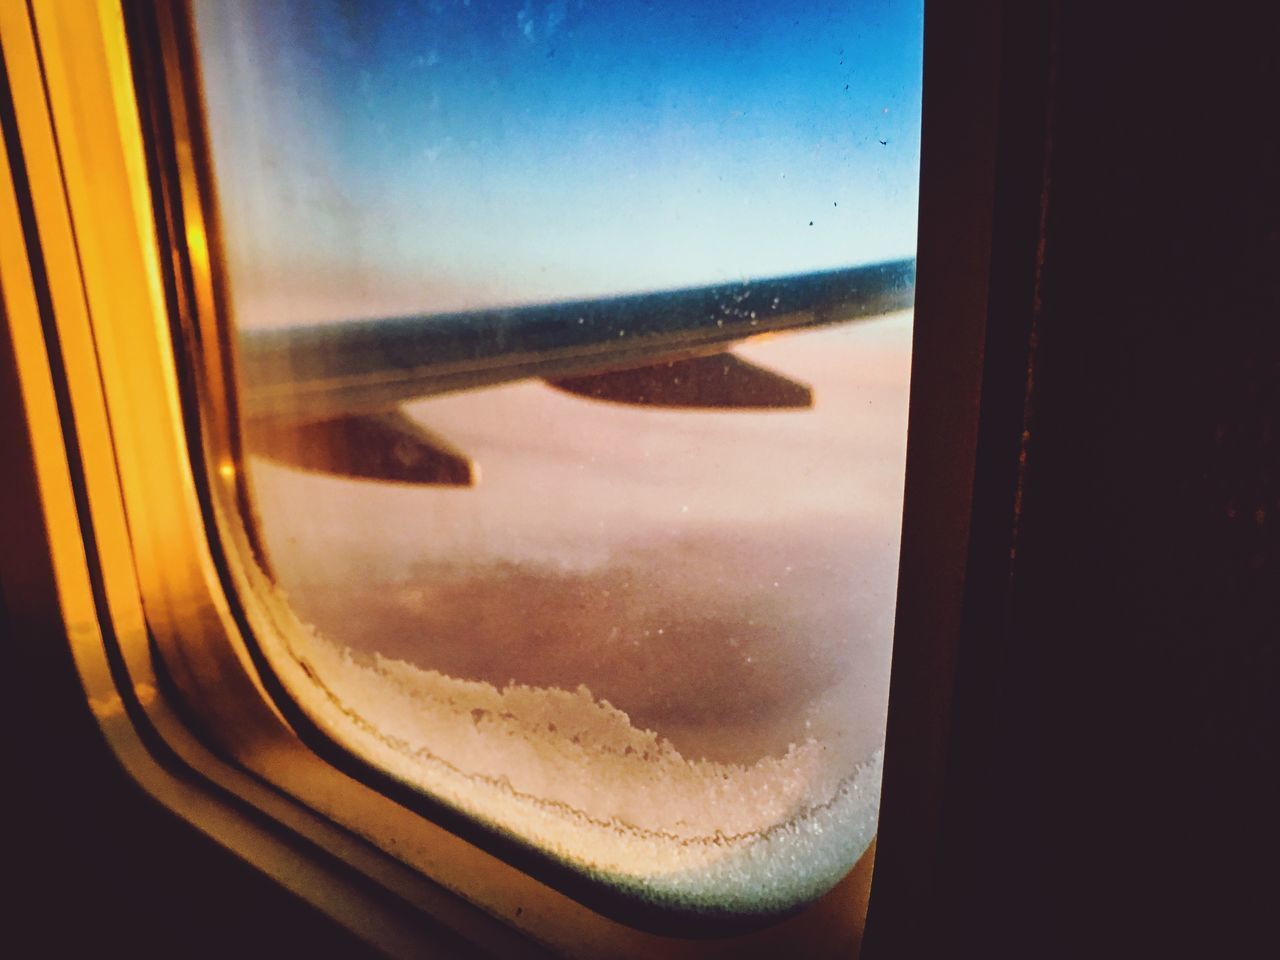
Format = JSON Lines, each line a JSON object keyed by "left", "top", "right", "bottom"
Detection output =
{"left": 198, "top": 0, "right": 923, "bottom": 316}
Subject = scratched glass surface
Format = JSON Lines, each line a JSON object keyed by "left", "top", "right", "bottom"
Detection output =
{"left": 192, "top": 0, "right": 922, "bottom": 918}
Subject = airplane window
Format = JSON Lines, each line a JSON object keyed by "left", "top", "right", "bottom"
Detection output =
{"left": 190, "top": 0, "right": 922, "bottom": 923}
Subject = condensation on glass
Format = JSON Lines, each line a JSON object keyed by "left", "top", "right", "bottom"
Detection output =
{"left": 191, "top": 0, "right": 923, "bottom": 920}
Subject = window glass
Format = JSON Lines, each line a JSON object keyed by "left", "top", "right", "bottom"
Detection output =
{"left": 191, "top": 0, "right": 922, "bottom": 920}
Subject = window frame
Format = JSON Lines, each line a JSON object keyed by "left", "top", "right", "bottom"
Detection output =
{"left": 0, "top": 0, "right": 1050, "bottom": 955}
{"left": 120, "top": 0, "right": 891, "bottom": 944}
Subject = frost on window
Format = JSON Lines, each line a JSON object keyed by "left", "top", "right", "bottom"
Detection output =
{"left": 192, "top": 0, "right": 922, "bottom": 919}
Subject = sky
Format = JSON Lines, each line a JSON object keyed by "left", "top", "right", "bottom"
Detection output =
{"left": 190, "top": 0, "right": 924, "bottom": 775}
{"left": 195, "top": 0, "right": 924, "bottom": 324}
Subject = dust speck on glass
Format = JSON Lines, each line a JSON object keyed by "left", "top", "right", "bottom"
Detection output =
{"left": 191, "top": 0, "right": 922, "bottom": 919}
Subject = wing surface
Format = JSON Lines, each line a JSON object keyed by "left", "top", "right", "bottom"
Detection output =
{"left": 236, "top": 257, "right": 914, "bottom": 484}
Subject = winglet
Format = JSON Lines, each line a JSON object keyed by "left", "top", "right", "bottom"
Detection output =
{"left": 548, "top": 352, "right": 813, "bottom": 410}
{"left": 248, "top": 410, "right": 475, "bottom": 486}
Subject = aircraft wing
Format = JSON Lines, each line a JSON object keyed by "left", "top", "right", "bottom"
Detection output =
{"left": 237, "top": 257, "right": 914, "bottom": 486}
